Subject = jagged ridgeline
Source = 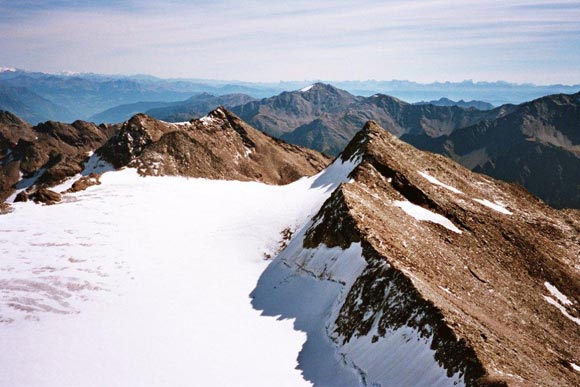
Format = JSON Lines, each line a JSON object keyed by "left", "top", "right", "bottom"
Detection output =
{"left": 253, "top": 121, "right": 580, "bottom": 386}
{"left": 97, "top": 107, "right": 329, "bottom": 183}
{"left": 0, "top": 108, "right": 330, "bottom": 204}
{"left": 231, "top": 84, "right": 580, "bottom": 209}
{"left": 1, "top": 106, "right": 579, "bottom": 386}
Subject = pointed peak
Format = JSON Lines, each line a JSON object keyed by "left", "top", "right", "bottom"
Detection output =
{"left": 126, "top": 112, "right": 152, "bottom": 124}
{"left": 297, "top": 82, "right": 340, "bottom": 93}
{"left": 205, "top": 105, "right": 228, "bottom": 119}
{"left": 0, "top": 110, "right": 31, "bottom": 127}
{"left": 362, "top": 120, "right": 385, "bottom": 134}
{"left": 196, "top": 106, "right": 238, "bottom": 127}
{"left": 340, "top": 120, "right": 400, "bottom": 162}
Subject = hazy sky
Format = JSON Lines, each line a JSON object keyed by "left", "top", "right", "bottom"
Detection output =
{"left": 1, "top": 0, "right": 579, "bottom": 84}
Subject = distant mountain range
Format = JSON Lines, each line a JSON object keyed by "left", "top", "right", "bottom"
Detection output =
{"left": 1, "top": 68, "right": 579, "bottom": 123}
{"left": 414, "top": 97, "right": 494, "bottom": 110}
{"left": 89, "top": 101, "right": 175, "bottom": 124}
{"left": 1, "top": 71, "right": 579, "bottom": 208}
{"left": 154, "top": 83, "right": 579, "bottom": 208}
{"left": 0, "top": 69, "right": 272, "bottom": 123}
{"left": 144, "top": 93, "right": 255, "bottom": 123}
{"left": 403, "top": 91, "right": 580, "bottom": 209}
{"left": 231, "top": 83, "right": 513, "bottom": 155}
{"left": 0, "top": 83, "right": 75, "bottom": 123}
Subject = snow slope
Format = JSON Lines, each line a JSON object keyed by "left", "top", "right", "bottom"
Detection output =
{"left": 0, "top": 158, "right": 356, "bottom": 387}
{"left": 252, "top": 213, "right": 465, "bottom": 387}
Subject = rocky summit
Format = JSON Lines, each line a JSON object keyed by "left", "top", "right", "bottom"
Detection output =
{"left": 98, "top": 107, "right": 330, "bottom": 184}
{"left": 259, "top": 121, "right": 580, "bottom": 386}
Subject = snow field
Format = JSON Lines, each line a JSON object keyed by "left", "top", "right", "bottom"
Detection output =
{"left": 0, "top": 156, "right": 358, "bottom": 386}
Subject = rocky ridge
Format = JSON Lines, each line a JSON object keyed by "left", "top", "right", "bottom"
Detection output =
{"left": 230, "top": 84, "right": 579, "bottom": 209}
{"left": 404, "top": 91, "right": 580, "bottom": 208}
{"left": 98, "top": 107, "right": 330, "bottom": 185}
{"left": 259, "top": 121, "right": 580, "bottom": 386}
{"left": 229, "top": 83, "right": 511, "bottom": 155}
{"left": 1, "top": 108, "right": 331, "bottom": 205}
{"left": 0, "top": 111, "right": 115, "bottom": 202}
{"left": 414, "top": 97, "right": 494, "bottom": 111}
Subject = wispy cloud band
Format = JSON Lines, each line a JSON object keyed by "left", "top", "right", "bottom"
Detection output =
{"left": 0, "top": 0, "right": 579, "bottom": 84}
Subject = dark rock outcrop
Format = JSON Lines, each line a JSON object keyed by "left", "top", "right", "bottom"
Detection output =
{"left": 30, "top": 188, "right": 61, "bottom": 205}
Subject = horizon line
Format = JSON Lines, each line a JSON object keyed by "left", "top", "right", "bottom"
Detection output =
{"left": 2, "top": 67, "right": 580, "bottom": 88}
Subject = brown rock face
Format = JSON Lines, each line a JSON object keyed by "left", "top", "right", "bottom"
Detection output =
{"left": 98, "top": 114, "right": 177, "bottom": 168}
{"left": 0, "top": 111, "right": 35, "bottom": 198}
{"left": 0, "top": 202, "right": 13, "bottom": 214}
{"left": 13, "top": 191, "right": 28, "bottom": 203}
{"left": 0, "top": 111, "right": 115, "bottom": 202}
{"left": 304, "top": 121, "right": 580, "bottom": 386}
{"left": 0, "top": 111, "right": 36, "bottom": 155}
{"left": 99, "top": 108, "right": 331, "bottom": 185}
{"left": 2, "top": 108, "right": 330, "bottom": 203}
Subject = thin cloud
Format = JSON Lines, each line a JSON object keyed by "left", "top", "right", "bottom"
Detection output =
{"left": 0, "top": 0, "right": 579, "bottom": 84}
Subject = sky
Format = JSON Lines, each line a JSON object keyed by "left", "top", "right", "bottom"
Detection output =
{"left": 0, "top": 0, "right": 579, "bottom": 84}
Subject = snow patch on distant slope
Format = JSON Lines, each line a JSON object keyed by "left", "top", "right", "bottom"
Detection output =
{"left": 418, "top": 171, "right": 463, "bottom": 194}
{"left": 300, "top": 85, "right": 314, "bottom": 92}
{"left": 542, "top": 281, "right": 579, "bottom": 326}
{"left": 473, "top": 198, "right": 512, "bottom": 215}
{"left": 393, "top": 200, "right": 462, "bottom": 234}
